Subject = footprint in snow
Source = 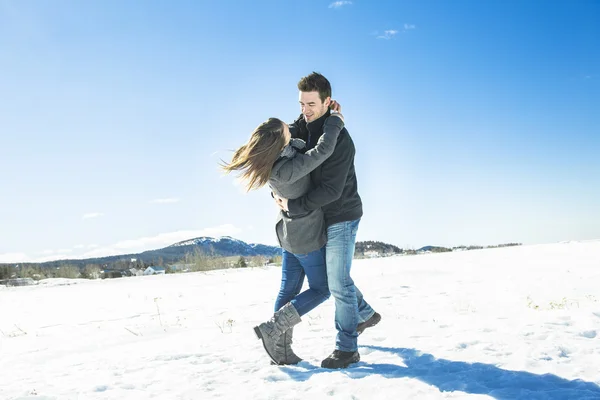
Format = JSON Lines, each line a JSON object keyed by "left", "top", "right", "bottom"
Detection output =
{"left": 580, "top": 330, "right": 597, "bottom": 339}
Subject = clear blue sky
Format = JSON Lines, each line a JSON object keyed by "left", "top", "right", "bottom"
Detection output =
{"left": 1, "top": 0, "right": 598, "bottom": 263}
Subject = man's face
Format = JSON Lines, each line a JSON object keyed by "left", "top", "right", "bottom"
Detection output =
{"left": 299, "top": 91, "right": 330, "bottom": 123}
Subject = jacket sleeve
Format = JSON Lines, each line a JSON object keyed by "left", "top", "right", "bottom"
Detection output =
{"left": 286, "top": 130, "right": 354, "bottom": 215}
{"left": 272, "top": 116, "right": 344, "bottom": 185}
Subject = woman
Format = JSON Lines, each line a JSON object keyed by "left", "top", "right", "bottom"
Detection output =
{"left": 221, "top": 110, "right": 344, "bottom": 365}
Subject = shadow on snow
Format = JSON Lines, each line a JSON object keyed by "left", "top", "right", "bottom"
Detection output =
{"left": 279, "top": 345, "right": 600, "bottom": 400}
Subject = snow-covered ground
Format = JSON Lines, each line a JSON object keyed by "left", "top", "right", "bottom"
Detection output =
{"left": 1, "top": 241, "right": 600, "bottom": 399}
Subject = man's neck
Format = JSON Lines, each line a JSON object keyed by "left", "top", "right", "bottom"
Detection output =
{"left": 306, "top": 109, "right": 331, "bottom": 134}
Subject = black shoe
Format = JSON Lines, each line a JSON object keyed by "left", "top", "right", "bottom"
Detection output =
{"left": 357, "top": 312, "right": 381, "bottom": 335}
{"left": 321, "top": 350, "right": 360, "bottom": 369}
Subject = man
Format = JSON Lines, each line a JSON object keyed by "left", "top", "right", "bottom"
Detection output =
{"left": 274, "top": 72, "right": 381, "bottom": 369}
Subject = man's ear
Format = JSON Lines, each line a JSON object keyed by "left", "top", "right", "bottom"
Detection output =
{"left": 324, "top": 97, "right": 331, "bottom": 107}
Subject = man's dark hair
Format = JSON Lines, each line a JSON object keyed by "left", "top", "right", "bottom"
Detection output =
{"left": 297, "top": 72, "right": 332, "bottom": 102}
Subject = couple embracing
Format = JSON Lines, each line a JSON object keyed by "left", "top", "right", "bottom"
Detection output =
{"left": 222, "top": 72, "right": 381, "bottom": 369}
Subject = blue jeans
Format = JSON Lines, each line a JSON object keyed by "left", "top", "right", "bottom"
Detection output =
{"left": 274, "top": 247, "right": 330, "bottom": 316}
{"left": 326, "top": 218, "right": 375, "bottom": 352}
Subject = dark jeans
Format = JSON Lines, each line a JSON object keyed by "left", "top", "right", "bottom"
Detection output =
{"left": 274, "top": 247, "right": 330, "bottom": 316}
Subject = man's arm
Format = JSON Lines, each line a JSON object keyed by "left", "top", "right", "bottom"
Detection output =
{"left": 272, "top": 115, "right": 344, "bottom": 185}
{"left": 285, "top": 133, "right": 354, "bottom": 215}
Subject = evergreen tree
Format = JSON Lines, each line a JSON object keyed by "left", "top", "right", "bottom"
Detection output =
{"left": 236, "top": 257, "right": 247, "bottom": 268}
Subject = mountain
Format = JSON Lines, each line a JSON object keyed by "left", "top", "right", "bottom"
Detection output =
{"left": 22, "top": 237, "right": 281, "bottom": 269}
{"left": 168, "top": 236, "right": 281, "bottom": 258}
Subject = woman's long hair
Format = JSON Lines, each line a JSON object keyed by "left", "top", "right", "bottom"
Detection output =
{"left": 221, "top": 118, "right": 286, "bottom": 191}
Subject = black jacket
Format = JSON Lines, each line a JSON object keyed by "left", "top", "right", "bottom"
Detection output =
{"left": 287, "top": 110, "right": 363, "bottom": 226}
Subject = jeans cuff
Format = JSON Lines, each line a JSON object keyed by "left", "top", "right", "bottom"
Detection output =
{"left": 336, "top": 346, "right": 358, "bottom": 352}
{"left": 361, "top": 310, "right": 376, "bottom": 323}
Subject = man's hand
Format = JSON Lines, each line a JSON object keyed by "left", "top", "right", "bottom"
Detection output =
{"left": 274, "top": 194, "right": 289, "bottom": 212}
{"left": 329, "top": 100, "right": 342, "bottom": 113}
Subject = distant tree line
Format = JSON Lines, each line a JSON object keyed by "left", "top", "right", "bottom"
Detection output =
{"left": 355, "top": 241, "right": 403, "bottom": 257}
{"left": 0, "top": 263, "right": 95, "bottom": 281}
{"left": 0, "top": 241, "right": 523, "bottom": 282}
{"left": 0, "top": 248, "right": 282, "bottom": 282}
{"left": 452, "top": 243, "right": 522, "bottom": 251}
{"left": 488, "top": 243, "right": 522, "bottom": 248}
{"left": 428, "top": 247, "right": 453, "bottom": 253}
{"left": 354, "top": 241, "right": 523, "bottom": 257}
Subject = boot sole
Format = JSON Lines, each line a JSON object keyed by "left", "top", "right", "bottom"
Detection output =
{"left": 321, "top": 353, "right": 360, "bottom": 369}
{"left": 253, "top": 326, "right": 262, "bottom": 339}
{"left": 357, "top": 313, "right": 382, "bottom": 335}
{"left": 253, "top": 326, "right": 282, "bottom": 366}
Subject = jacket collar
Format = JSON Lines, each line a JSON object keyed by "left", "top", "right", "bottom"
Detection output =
{"left": 306, "top": 109, "right": 332, "bottom": 138}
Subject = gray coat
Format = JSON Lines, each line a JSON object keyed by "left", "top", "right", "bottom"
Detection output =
{"left": 269, "top": 115, "right": 344, "bottom": 254}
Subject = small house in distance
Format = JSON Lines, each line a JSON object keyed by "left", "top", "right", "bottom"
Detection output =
{"left": 144, "top": 266, "right": 166, "bottom": 275}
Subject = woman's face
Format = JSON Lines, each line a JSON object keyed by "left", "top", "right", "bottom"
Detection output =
{"left": 282, "top": 123, "right": 291, "bottom": 145}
